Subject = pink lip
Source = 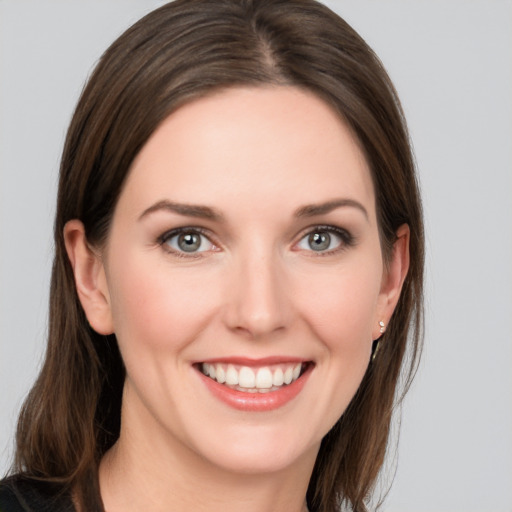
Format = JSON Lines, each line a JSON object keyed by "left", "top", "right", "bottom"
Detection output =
{"left": 198, "top": 356, "right": 306, "bottom": 367}
{"left": 196, "top": 362, "right": 313, "bottom": 412}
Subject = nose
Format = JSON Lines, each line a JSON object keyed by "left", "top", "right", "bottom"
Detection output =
{"left": 223, "top": 246, "right": 292, "bottom": 339}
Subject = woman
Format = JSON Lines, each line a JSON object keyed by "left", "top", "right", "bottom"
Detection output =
{"left": 0, "top": 0, "right": 424, "bottom": 511}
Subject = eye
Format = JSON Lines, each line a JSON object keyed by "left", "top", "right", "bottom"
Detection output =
{"left": 296, "top": 226, "right": 352, "bottom": 253}
{"left": 160, "top": 228, "right": 215, "bottom": 255}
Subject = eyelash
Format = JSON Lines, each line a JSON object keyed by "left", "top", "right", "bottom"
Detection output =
{"left": 156, "top": 225, "right": 355, "bottom": 258}
{"left": 157, "top": 227, "right": 216, "bottom": 259}
{"left": 295, "top": 225, "right": 355, "bottom": 256}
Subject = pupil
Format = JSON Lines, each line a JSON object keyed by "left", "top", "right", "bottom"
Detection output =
{"left": 309, "top": 232, "right": 330, "bottom": 251}
{"left": 178, "top": 232, "right": 200, "bottom": 252}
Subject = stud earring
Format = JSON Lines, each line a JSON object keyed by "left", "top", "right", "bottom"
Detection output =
{"left": 379, "top": 320, "right": 386, "bottom": 334}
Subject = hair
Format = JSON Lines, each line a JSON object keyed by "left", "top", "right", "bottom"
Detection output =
{"left": 13, "top": 1, "right": 424, "bottom": 511}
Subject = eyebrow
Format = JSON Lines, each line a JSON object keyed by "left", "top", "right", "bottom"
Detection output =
{"left": 294, "top": 198, "right": 369, "bottom": 220}
{"left": 138, "top": 200, "right": 224, "bottom": 222}
{"left": 139, "top": 197, "right": 368, "bottom": 223}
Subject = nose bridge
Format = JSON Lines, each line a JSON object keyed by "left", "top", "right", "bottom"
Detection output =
{"left": 224, "top": 237, "right": 290, "bottom": 338}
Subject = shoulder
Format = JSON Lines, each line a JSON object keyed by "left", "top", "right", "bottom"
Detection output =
{"left": 0, "top": 475, "right": 75, "bottom": 512}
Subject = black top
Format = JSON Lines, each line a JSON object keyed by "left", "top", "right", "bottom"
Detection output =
{"left": 0, "top": 476, "right": 75, "bottom": 512}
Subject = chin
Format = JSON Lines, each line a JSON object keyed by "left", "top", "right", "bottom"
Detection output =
{"left": 181, "top": 416, "right": 323, "bottom": 477}
{"left": 207, "top": 438, "right": 317, "bottom": 476}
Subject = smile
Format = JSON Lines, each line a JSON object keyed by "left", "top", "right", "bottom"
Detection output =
{"left": 200, "top": 362, "right": 304, "bottom": 393}
{"left": 196, "top": 359, "right": 313, "bottom": 412}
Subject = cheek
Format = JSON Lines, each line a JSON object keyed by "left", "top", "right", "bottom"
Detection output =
{"left": 106, "top": 255, "right": 219, "bottom": 355}
{"left": 298, "top": 259, "right": 381, "bottom": 397}
{"left": 299, "top": 264, "right": 382, "bottom": 350}
{"left": 282, "top": 261, "right": 383, "bottom": 437}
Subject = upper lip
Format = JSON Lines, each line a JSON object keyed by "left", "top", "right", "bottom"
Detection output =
{"left": 195, "top": 356, "right": 311, "bottom": 367}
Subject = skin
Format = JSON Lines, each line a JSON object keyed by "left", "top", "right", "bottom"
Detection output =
{"left": 65, "top": 86, "right": 409, "bottom": 512}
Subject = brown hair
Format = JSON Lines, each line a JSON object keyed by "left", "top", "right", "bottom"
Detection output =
{"left": 14, "top": 1, "right": 424, "bottom": 511}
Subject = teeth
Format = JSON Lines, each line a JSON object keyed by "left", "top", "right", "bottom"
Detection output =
{"left": 239, "top": 367, "right": 256, "bottom": 388}
{"left": 201, "top": 362, "right": 304, "bottom": 391}
{"left": 272, "top": 367, "right": 284, "bottom": 386}
{"left": 255, "top": 367, "right": 273, "bottom": 389}
{"left": 225, "top": 365, "right": 238, "bottom": 386}
{"left": 216, "top": 365, "right": 226, "bottom": 384}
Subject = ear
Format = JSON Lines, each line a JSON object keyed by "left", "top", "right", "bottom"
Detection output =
{"left": 373, "top": 224, "right": 410, "bottom": 340}
{"left": 64, "top": 220, "right": 114, "bottom": 335}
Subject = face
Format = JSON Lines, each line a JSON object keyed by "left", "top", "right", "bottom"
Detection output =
{"left": 94, "top": 87, "right": 396, "bottom": 475}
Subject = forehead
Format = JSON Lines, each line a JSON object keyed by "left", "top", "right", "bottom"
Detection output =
{"left": 120, "top": 86, "right": 375, "bottom": 221}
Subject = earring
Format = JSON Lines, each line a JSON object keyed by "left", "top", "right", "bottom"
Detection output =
{"left": 372, "top": 321, "right": 386, "bottom": 362}
{"left": 371, "top": 339, "right": 381, "bottom": 361}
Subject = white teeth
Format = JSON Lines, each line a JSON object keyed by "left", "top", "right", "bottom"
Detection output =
{"left": 216, "top": 365, "right": 226, "bottom": 384}
{"left": 272, "top": 367, "right": 284, "bottom": 386}
{"left": 238, "top": 366, "right": 256, "bottom": 388}
{"left": 255, "top": 367, "right": 273, "bottom": 389}
{"left": 225, "top": 365, "right": 239, "bottom": 386}
{"left": 201, "top": 362, "right": 306, "bottom": 391}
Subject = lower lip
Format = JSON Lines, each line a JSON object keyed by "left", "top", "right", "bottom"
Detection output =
{"left": 197, "top": 364, "right": 313, "bottom": 412}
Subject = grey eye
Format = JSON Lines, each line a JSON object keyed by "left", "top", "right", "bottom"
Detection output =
{"left": 308, "top": 232, "right": 331, "bottom": 251}
{"left": 163, "top": 230, "right": 214, "bottom": 254}
{"left": 177, "top": 232, "right": 202, "bottom": 252}
{"left": 297, "top": 228, "right": 345, "bottom": 253}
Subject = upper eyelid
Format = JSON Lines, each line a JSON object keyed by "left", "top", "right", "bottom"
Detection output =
{"left": 293, "top": 224, "right": 355, "bottom": 251}
{"left": 158, "top": 226, "right": 213, "bottom": 243}
{"left": 156, "top": 224, "right": 353, "bottom": 250}
{"left": 295, "top": 224, "right": 352, "bottom": 240}
{"left": 157, "top": 227, "right": 218, "bottom": 258}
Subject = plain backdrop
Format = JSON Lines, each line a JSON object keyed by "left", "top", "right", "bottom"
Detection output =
{"left": 1, "top": 1, "right": 511, "bottom": 511}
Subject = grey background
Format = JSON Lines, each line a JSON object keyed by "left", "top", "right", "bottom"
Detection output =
{"left": 1, "top": 1, "right": 511, "bottom": 510}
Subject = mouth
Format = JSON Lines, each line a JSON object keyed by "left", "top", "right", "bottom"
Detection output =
{"left": 194, "top": 359, "right": 313, "bottom": 411}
